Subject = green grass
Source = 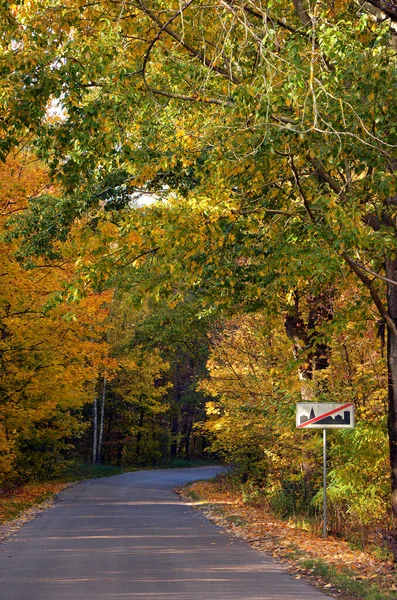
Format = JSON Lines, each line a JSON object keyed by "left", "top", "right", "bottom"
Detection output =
{"left": 158, "top": 458, "right": 222, "bottom": 469}
{"left": 299, "top": 558, "right": 397, "bottom": 600}
{"left": 58, "top": 460, "right": 124, "bottom": 481}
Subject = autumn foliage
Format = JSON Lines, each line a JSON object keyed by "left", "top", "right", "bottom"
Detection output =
{"left": 2, "top": 0, "right": 397, "bottom": 561}
{"left": 0, "top": 153, "right": 114, "bottom": 483}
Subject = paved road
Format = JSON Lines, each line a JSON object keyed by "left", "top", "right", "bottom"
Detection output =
{"left": 0, "top": 467, "right": 329, "bottom": 599}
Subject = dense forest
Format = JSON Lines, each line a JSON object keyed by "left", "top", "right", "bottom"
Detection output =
{"left": 1, "top": 0, "right": 397, "bottom": 550}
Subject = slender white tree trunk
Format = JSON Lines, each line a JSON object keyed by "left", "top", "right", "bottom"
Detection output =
{"left": 98, "top": 377, "right": 106, "bottom": 463}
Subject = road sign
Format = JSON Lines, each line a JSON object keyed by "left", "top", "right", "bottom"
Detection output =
{"left": 296, "top": 402, "right": 354, "bottom": 429}
{"left": 296, "top": 402, "right": 355, "bottom": 539}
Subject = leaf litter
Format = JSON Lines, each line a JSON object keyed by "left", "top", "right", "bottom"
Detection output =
{"left": 177, "top": 480, "right": 397, "bottom": 600}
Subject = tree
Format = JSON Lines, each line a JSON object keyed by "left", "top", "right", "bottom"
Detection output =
{"left": 2, "top": 0, "right": 397, "bottom": 516}
{"left": 88, "top": 291, "right": 214, "bottom": 466}
{"left": 0, "top": 150, "right": 114, "bottom": 483}
{"left": 202, "top": 305, "right": 390, "bottom": 541}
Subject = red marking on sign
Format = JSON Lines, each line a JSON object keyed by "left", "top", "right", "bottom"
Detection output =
{"left": 297, "top": 403, "right": 353, "bottom": 428}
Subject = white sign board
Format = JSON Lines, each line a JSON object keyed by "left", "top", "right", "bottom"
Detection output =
{"left": 296, "top": 403, "right": 354, "bottom": 429}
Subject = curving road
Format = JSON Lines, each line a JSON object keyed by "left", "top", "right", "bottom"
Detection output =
{"left": 0, "top": 467, "right": 329, "bottom": 599}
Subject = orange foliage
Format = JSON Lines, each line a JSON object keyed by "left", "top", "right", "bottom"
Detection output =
{"left": 0, "top": 151, "right": 114, "bottom": 483}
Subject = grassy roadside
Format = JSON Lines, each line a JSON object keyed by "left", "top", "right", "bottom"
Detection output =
{"left": 0, "top": 462, "right": 124, "bottom": 526}
{"left": 178, "top": 476, "right": 397, "bottom": 600}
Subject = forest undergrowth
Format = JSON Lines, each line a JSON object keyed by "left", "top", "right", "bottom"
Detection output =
{"left": 0, "top": 462, "right": 124, "bottom": 532}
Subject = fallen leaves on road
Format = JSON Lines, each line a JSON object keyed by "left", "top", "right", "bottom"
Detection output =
{"left": 0, "top": 482, "right": 71, "bottom": 543}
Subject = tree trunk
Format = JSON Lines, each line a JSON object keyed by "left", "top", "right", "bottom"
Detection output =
{"left": 170, "top": 414, "right": 180, "bottom": 458}
{"left": 285, "top": 290, "right": 333, "bottom": 401}
{"left": 116, "top": 444, "right": 123, "bottom": 467}
{"left": 97, "top": 377, "right": 106, "bottom": 464}
{"left": 185, "top": 414, "right": 194, "bottom": 460}
{"left": 386, "top": 259, "right": 397, "bottom": 518}
{"left": 136, "top": 410, "right": 144, "bottom": 460}
{"left": 92, "top": 397, "right": 98, "bottom": 464}
{"left": 299, "top": 372, "right": 316, "bottom": 401}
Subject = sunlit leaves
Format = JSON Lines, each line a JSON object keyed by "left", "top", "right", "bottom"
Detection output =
{"left": 0, "top": 152, "right": 114, "bottom": 483}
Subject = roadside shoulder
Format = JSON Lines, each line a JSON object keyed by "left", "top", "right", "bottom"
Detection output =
{"left": 177, "top": 479, "right": 397, "bottom": 600}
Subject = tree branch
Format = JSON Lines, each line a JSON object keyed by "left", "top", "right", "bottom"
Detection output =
{"left": 342, "top": 252, "right": 397, "bottom": 335}
{"left": 344, "top": 254, "right": 397, "bottom": 287}
{"left": 290, "top": 155, "right": 316, "bottom": 222}
{"left": 138, "top": 0, "right": 240, "bottom": 83}
{"left": 226, "top": 0, "right": 302, "bottom": 35}
{"left": 147, "top": 86, "right": 234, "bottom": 106}
{"left": 364, "top": 0, "right": 397, "bottom": 22}
{"left": 141, "top": 0, "right": 195, "bottom": 83}
{"left": 362, "top": 213, "right": 383, "bottom": 231}
{"left": 310, "top": 158, "right": 349, "bottom": 202}
{"left": 292, "top": 0, "right": 312, "bottom": 27}
{"left": 116, "top": 246, "right": 160, "bottom": 268}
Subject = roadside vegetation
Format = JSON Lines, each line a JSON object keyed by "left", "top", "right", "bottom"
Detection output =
{"left": 0, "top": 462, "right": 124, "bottom": 525}
{"left": 180, "top": 475, "right": 397, "bottom": 600}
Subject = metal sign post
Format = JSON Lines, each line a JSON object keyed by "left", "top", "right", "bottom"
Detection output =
{"left": 323, "top": 428, "right": 327, "bottom": 539}
{"left": 296, "top": 402, "right": 354, "bottom": 540}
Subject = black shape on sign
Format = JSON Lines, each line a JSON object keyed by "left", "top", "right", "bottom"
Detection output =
{"left": 299, "top": 410, "right": 351, "bottom": 426}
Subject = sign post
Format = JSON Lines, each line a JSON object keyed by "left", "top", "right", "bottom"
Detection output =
{"left": 323, "top": 428, "right": 327, "bottom": 539}
{"left": 296, "top": 402, "right": 354, "bottom": 539}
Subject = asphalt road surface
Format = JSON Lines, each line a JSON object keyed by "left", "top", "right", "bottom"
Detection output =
{"left": 0, "top": 467, "right": 329, "bottom": 600}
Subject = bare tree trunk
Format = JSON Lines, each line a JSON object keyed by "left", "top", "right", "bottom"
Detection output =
{"left": 97, "top": 377, "right": 106, "bottom": 464}
{"left": 92, "top": 397, "right": 98, "bottom": 464}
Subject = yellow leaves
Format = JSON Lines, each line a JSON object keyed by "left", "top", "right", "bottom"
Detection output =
{"left": 151, "top": 226, "right": 165, "bottom": 238}
{"left": 226, "top": 163, "right": 246, "bottom": 177}
{"left": 134, "top": 165, "right": 160, "bottom": 186}
{"left": 286, "top": 289, "right": 295, "bottom": 305}
{"left": 0, "top": 153, "right": 51, "bottom": 215}
{"left": 74, "top": 254, "right": 92, "bottom": 268}
{"left": 9, "top": 3, "right": 19, "bottom": 17}
{"left": 168, "top": 298, "right": 179, "bottom": 309}
{"left": 174, "top": 128, "right": 195, "bottom": 152}
{"left": 98, "top": 220, "right": 118, "bottom": 238}
{"left": 0, "top": 153, "right": 117, "bottom": 482}
{"left": 206, "top": 401, "right": 221, "bottom": 416}
{"left": 111, "top": 346, "right": 171, "bottom": 413}
{"left": 127, "top": 230, "right": 142, "bottom": 245}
